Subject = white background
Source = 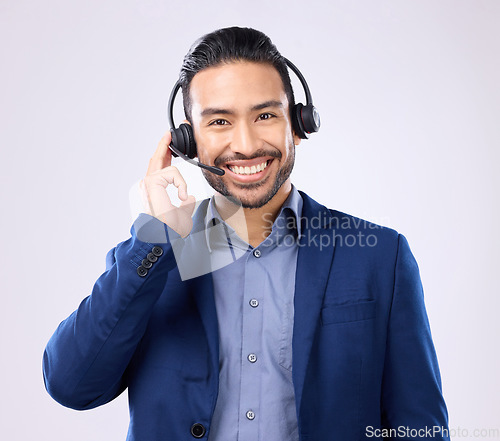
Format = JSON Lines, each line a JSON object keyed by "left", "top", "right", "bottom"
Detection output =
{"left": 1, "top": 0, "right": 499, "bottom": 439}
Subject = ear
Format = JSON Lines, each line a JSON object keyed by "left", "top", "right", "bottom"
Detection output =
{"left": 293, "top": 130, "right": 302, "bottom": 147}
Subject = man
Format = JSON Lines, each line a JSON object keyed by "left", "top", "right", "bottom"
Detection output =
{"left": 43, "top": 27, "right": 450, "bottom": 440}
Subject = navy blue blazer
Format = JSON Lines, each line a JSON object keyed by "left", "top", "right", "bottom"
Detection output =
{"left": 43, "top": 191, "right": 449, "bottom": 440}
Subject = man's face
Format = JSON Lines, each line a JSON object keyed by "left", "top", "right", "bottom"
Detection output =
{"left": 188, "top": 61, "right": 301, "bottom": 209}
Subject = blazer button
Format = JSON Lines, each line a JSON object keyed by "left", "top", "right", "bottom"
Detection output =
{"left": 190, "top": 423, "right": 206, "bottom": 438}
{"left": 152, "top": 246, "right": 163, "bottom": 257}
{"left": 141, "top": 258, "right": 153, "bottom": 269}
{"left": 137, "top": 266, "right": 148, "bottom": 277}
{"left": 146, "top": 252, "right": 158, "bottom": 263}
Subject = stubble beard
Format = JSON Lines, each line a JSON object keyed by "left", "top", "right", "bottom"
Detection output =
{"left": 201, "top": 144, "right": 296, "bottom": 209}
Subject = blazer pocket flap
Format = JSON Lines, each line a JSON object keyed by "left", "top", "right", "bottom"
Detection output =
{"left": 321, "top": 300, "right": 376, "bottom": 325}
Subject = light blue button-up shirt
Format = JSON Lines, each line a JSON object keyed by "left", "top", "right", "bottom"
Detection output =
{"left": 205, "top": 185, "right": 303, "bottom": 441}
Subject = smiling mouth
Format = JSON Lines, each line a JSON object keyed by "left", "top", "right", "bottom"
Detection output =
{"left": 227, "top": 159, "right": 271, "bottom": 175}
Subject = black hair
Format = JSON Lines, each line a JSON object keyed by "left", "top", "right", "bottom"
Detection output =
{"left": 179, "top": 26, "right": 295, "bottom": 122}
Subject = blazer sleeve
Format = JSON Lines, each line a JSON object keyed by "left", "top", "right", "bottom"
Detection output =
{"left": 42, "top": 214, "right": 178, "bottom": 410}
{"left": 380, "top": 234, "right": 450, "bottom": 440}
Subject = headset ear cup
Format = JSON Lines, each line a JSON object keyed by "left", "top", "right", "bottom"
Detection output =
{"left": 292, "top": 103, "right": 307, "bottom": 139}
{"left": 179, "top": 123, "right": 197, "bottom": 158}
{"left": 301, "top": 104, "right": 321, "bottom": 135}
{"left": 170, "top": 127, "right": 185, "bottom": 157}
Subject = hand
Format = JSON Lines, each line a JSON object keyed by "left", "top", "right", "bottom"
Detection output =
{"left": 140, "top": 130, "right": 196, "bottom": 238}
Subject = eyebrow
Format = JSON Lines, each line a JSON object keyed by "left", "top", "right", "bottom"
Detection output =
{"left": 200, "top": 100, "right": 284, "bottom": 117}
{"left": 251, "top": 100, "right": 283, "bottom": 111}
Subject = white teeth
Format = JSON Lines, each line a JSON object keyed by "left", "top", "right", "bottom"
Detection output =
{"left": 229, "top": 160, "right": 268, "bottom": 175}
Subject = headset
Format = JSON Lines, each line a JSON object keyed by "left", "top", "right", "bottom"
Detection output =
{"left": 167, "top": 58, "right": 320, "bottom": 176}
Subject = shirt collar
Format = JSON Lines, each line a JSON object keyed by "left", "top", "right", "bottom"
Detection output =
{"left": 203, "top": 184, "right": 303, "bottom": 253}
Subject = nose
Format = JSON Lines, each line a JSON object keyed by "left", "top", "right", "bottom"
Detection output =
{"left": 229, "top": 122, "right": 261, "bottom": 157}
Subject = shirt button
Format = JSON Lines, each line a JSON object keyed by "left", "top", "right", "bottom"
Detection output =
{"left": 247, "top": 353, "right": 257, "bottom": 363}
{"left": 246, "top": 410, "right": 255, "bottom": 420}
{"left": 249, "top": 299, "right": 259, "bottom": 308}
{"left": 253, "top": 249, "right": 261, "bottom": 258}
{"left": 190, "top": 423, "right": 206, "bottom": 438}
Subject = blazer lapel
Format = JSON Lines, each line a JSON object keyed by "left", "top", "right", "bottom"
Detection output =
{"left": 292, "top": 191, "right": 336, "bottom": 414}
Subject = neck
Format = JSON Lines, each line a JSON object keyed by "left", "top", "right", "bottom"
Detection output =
{"left": 214, "top": 180, "right": 292, "bottom": 248}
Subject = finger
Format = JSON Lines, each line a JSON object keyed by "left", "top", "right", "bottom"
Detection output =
{"left": 174, "top": 174, "right": 188, "bottom": 201}
{"left": 140, "top": 176, "right": 175, "bottom": 217}
{"left": 154, "top": 166, "right": 188, "bottom": 201}
{"left": 146, "top": 130, "right": 173, "bottom": 175}
{"left": 179, "top": 195, "right": 196, "bottom": 217}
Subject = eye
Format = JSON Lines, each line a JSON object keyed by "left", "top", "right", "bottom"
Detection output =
{"left": 209, "top": 119, "right": 229, "bottom": 126}
{"left": 257, "top": 112, "right": 276, "bottom": 121}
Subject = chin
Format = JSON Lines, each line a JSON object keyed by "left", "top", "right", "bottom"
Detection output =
{"left": 232, "top": 192, "right": 276, "bottom": 209}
